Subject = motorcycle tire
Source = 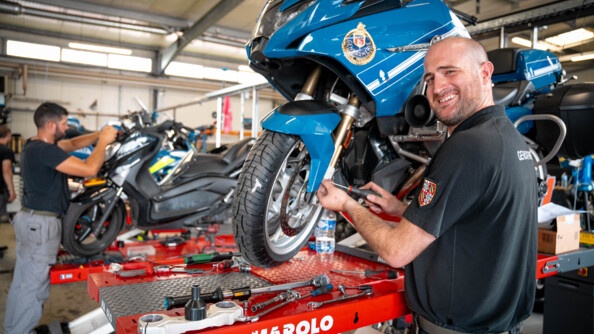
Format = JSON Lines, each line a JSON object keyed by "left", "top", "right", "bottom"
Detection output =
{"left": 61, "top": 198, "right": 126, "bottom": 257}
{"left": 233, "top": 131, "right": 323, "bottom": 267}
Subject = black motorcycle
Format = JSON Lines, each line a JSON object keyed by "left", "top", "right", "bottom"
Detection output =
{"left": 61, "top": 112, "right": 254, "bottom": 257}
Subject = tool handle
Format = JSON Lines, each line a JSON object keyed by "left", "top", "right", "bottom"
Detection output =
{"left": 164, "top": 287, "right": 225, "bottom": 310}
{"left": 184, "top": 252, "right": 235, "bottom": 265}
{"left": 349, "top": 187, "right": 382, "bottom": 199}
{"left": 364, "top": 269, "right": 398, "bottom": 279}
{"left": 251, "top": 291, "right": 289, "bottom": 312}
{"left": 310, "top": 284, "right": 333, "bottom": 296}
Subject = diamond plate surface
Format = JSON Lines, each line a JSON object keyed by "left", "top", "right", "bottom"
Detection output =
{"left": 99, "top": 272, "right": 271, "bottom": 328}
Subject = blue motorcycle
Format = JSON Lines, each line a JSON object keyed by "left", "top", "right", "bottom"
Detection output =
{"left": 232, "top": 0, "right": 594, "bottom": 267}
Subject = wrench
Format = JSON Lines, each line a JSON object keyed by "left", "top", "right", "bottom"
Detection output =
{"left": 307, "top": 288, "right": 373, "bottom": 310}
{"left": 239, "top": 290, "right": 301, "bottom": 322}
{"left": 164, "top": 274, "right": 330, "bottom": 310}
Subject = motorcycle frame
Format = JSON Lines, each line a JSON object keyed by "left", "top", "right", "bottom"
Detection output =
{"left": 255, "top": 0, "right": 468, "bottom": 192}
{"left": 71, "top": 127, "right": 246, "bottom": 231}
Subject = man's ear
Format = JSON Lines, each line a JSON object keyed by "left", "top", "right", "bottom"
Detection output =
{"left": 481, "top": 61, "right": 494, "bottom": 83}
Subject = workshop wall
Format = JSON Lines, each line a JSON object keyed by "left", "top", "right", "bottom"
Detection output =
{"left": 5, "top": 73, "right": 275, "bottom": 144}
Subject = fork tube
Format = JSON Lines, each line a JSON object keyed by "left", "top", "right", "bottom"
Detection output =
{"left": 329, "top": 96, "right": 360, "bottom": 168}
{"left": 303, "top": 66, "right": 322, "bottom": 96}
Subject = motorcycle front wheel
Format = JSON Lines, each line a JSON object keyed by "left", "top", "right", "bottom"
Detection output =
{"left": 62, "top": 197, "right": 126, "bottom": 257}
{"left": 232, "top": 131, "right": 323, "bottom": 267}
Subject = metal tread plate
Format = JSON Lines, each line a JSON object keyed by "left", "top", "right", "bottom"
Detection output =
{"left": 99, "top": 272, "right": 271, "bottom": 328}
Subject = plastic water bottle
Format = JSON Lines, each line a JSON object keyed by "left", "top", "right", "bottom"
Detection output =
{"left": 561, "top": 173, "right": 568, "bottom": 188}
{"left": 315, "top": 210, "right": 336, "bottom": 256}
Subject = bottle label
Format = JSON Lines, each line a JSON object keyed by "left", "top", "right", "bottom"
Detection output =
{"left": 317, "top": 218, "right": 336, "bottom": 230}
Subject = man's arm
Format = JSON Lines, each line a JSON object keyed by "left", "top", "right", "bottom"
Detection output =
{"left": 343, "top": 200, "right": 436, "bottom": 268}
{"left": 57, "top": 131, "right": 101, "bottom": 153}
{"left": 55, "top": 126, "right": 118, "bottom": 177}
{"left": 2, "top": 159, "right": 15, "bottom": 203}
{"left": 317, "top": 179, "right": 435, "bottom": 268}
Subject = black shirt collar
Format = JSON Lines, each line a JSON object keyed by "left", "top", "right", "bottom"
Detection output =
{"left": 452, "top": 105, "right": 506, "bottom": 134}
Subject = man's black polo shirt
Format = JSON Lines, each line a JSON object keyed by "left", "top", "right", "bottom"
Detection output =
{"left": 403, "top": 105, "right": 537, "bottom": 333}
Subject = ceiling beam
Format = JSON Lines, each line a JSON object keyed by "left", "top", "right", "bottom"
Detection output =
{"left": 27, "top": 0, "right": 190, "bottom": 29}
{"left": 468, "top": 0, "right": 594, "bottom": 40}
{"left": 158, "top": 0, "right": 243, "bottom": 75}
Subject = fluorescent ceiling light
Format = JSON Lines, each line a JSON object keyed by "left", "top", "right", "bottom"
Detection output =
{"left": 238, "top": 65, "right": 254, "bottom": 72}
{"left": 545, "top": 28, "right": 594, "bottom": 48}
{"left": 203, "top": 67, "right": 239, "bottom": 82}
{"left": 559, "top": 51, "right": 594, "bottom": 62}
{"left": 165, "top": 62, "right": 204, "bottom": 79}
{"left": 69, "top": 42, "right": 132, "bottom": 55}
{"left": 61, "top": 49, "right": 107, "bottom": 66}
{"left": 108, "top": 54, "right": 151, "bottom": 72}
{"left": 510, "top": 37, "right": 561, "bottom": 52}
{"left": 511, "top": 37, "right": 532, "bottom": 48}
{"left": 571, "top": 53, "right": 594, "bottom": 62}
{"left": 6, "top": 40, "right": 60, "bottom": 61}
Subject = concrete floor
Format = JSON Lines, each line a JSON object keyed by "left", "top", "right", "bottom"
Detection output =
{"left": 0, "top": 221, "right": 99, "bottom": 333}
{"left": 0, "top": 221, "right": 545, "bottom": 334}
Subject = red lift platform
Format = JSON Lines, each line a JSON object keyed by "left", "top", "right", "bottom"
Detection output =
{"left": 82, "top": 235, "right": 594, "bottom": 334}
{"left": 87, "top": 248, "right": 409, "bottom": 334}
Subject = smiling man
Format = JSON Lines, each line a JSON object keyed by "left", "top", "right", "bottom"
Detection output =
{"left": 317, "top": 37, "right": 538, "bottom": 333}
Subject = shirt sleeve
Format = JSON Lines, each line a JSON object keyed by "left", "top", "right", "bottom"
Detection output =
{"left": 39, "top": 144, "right": 71, "bottom": 169}
{"left": 403, "top": 133, "right": 501, "bottom": 237}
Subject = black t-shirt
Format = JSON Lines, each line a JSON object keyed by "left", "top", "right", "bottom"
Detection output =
{"left": 402, "top": 106, "right": 537, "bottom": 332}
{"left": 0, "top": 144, "right": 15, "bottom": 192}
{"left": 21, "top": 140, "right": 71, "bottom": 214}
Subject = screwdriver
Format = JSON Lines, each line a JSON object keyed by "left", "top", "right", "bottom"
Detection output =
{"left": 184, "top": 252, "right": 238, "bottom": 265}
{"left": 307, "top": 284, "right": 334, "bottom": 297}
{"left": 331, "top": 269, "right": 398, "bottom": 279}
{"left": 331, "top": 182, "right": 382, "bottom": 199}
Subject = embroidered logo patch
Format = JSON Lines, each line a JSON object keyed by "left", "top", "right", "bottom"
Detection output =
{"left": 342, "top": 22, "right": 376, "bottom": 65}
{"left": 418, "top": 179, "right": 437, "bottom": 207}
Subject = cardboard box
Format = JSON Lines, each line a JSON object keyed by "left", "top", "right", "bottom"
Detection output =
{"left": 538, "top": 214, "right": 581, "bottom": 254}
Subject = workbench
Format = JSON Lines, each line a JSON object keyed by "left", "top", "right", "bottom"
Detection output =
{"left": 84, "top": 231, "right": 594, "bottom": 334}
{"left": 88, "top": 248, "right": 408, "bottom": 333}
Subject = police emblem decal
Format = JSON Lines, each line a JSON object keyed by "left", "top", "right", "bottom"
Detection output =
{"left": 418, "top": 179, "right": 437, "bottom": 207}
{"left": 342, "top": 22, "right": 376, "bottom": 65}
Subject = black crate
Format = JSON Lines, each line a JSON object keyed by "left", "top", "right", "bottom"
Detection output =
{"left": 534, "top": 83, "right": 594, "bottom": 159}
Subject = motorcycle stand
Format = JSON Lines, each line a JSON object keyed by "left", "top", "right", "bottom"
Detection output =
{"left": 191, "top": 223, "right": 221, "bottom": 253}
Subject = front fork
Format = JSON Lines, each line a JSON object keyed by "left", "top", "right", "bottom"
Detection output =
{"left": 297, "top": 66, "right": 360, "bottom": 180}
{"left": 91, "top": 186, "right": 123, "bottom": 238}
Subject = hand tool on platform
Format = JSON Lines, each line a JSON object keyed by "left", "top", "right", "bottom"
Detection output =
{"left": 331, "top": 268, "right": 398, "bottom": 279}
{"left": 216, "top": 256, "right": 251, "bottom": 272}
{"left": 250, "top": 284, "right": 334, "bottom": 312}
{"left": 331, "top": 182, "right": 382, "bottom": 199}
{"left": 242, "top": 284, "right": 334, "bottom": 323}
{"left": 164, "top": 274, "right": 330, "bottom": 310}
{"left": 117, "top": 263, "right": 208, "bottom": 278}
{"left": 307, "top": 286, "right": 373, "bottom": 310}
{"left": 184, "top": 252, "right": 239, "bottom": 265}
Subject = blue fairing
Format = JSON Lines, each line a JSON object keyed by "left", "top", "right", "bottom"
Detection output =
{"left": 252, "top": 0, "right": 469, "bottom": 192}
{"left": 261, "top": 103, "right": 340, "bottom": 191}
{"left": 491, "top": 49, "right": 562, "bottom": 92}
{"left": 255, "top": 0, "right": 469, "bottom": 116}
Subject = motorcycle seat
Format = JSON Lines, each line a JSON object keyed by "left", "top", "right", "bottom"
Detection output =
{"left": 492, "top": 80, "right": 535, "bottom": 107}
{"left": 176, "top": 137, "right": 255, "bottom": 180}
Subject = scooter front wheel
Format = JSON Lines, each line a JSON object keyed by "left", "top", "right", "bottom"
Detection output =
{"left": 232, "top": 131, "right": 323, "bottom": 267}
{"left": 61, "top": 197, "right": 126, "bottom": 257}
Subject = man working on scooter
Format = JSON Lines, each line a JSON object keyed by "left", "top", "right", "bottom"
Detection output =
{"left": 4, "top": 102, "right": 118, "bottom": 334}
{"left": 317, "top": 37, "right": 537, "bottom": 333}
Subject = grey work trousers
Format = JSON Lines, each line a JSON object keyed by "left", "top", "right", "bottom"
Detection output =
{"left": 4, "top": 210, "right": 62, "bottom": 334}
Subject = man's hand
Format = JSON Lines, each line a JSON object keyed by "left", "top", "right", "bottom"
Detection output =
{"left": 7, "top": 191, "right": 16, "bottom": 203}
{"left": 97, "top": 125, "right": 118, "bottom": 146}
{"left": 360, "top": 182, "right": 407, "bottom": 217}
{"left": 317, "top": 179, "right": 360, "bottom": 212}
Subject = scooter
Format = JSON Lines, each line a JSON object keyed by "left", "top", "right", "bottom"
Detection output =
{"left": 61, "top": 111, "right": 254, "bottom": 257}
{"left": 67, "top": 111, "right": 207, "bottom": 183}
{"left": 232, "top": 0, "right": 594, "bottom": 267}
